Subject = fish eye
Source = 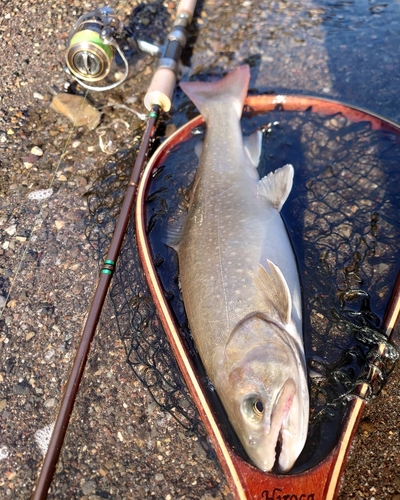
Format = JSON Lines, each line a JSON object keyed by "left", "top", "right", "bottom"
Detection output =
{"left": 242, "top": 396, "right": 264, "bottom": 423}
{"left": 253, "top": 400, "right": 264, "bottom": 416}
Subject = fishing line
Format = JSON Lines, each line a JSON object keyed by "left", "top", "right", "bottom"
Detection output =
{"left": 0, "top": 89, "right": 90, "bottom": 321}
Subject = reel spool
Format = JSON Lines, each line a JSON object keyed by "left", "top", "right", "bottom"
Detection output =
{"left": 65, "top": 7, "right": 127, "bottom": 91}
{"left": 66, "top": 21, "right": 115, "bottom": 83}
{"left": 65, "top": 7, "right": 159, "bottom": 92}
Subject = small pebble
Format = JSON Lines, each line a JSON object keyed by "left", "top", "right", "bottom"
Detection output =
{"left": 50, "top": 94, "right": 102, "bottom": 130}
{"left": 4, "top": 225, "right": 16, "bottom": 236}
{"left": 22, "top": 154, "right": 39, "bottom": 164}
{"left": 0, "top": 446, "right": 9, "bottom": 461}
{"left": 44, "top": 349, "right": 55, "bottom": 361}
{"left": 44, "top": 398, "right": 55, "bottom": 408}
{"left": 31, "top": 146, "right": 43, "bottom": 156}
{"left": 81, "top": 480, "right": 96, "bottom": 495}
{"left": 33, "top": 92, "right": 44, "bottom": 100}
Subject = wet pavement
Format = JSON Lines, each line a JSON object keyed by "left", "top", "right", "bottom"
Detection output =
{"left": 1, "top": 0, "right": 400, "bottom": 499}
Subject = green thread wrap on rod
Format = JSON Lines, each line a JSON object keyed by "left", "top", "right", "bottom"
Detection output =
{"left": 101, "top": 260, "right": 115, "bottom": 275}
{"left": 101, "top": 269, "right": 113, "bottom": 275}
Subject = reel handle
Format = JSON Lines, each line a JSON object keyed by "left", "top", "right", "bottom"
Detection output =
{"left": 144, "top": 0, "right": 197, "bottom": 112}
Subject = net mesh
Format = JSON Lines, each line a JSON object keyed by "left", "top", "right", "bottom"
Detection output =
{"left": 84, "top": 144, "right": 211, "bottom": 451}
{"left": 85, "top": 104, "right": 399, "bottom": 471}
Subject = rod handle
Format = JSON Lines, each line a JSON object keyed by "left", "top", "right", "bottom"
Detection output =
{"left": 144, "top": 67, "right": 176, "bottom": 112}
{"left": 177, "top": 0, "right": 197, "bottom": 19}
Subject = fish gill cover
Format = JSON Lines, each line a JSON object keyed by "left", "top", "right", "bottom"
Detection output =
{"left": 84, "top": 105, "right": 399, "bottom": 473}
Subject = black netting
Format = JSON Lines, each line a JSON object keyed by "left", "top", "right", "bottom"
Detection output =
{"left": 85, "top": 105, "right": 399, "bottom": 472}
{"left": 84, "top": 142, "right": 212, "bottom": 454}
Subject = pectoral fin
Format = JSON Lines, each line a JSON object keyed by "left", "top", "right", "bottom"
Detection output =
{"left": 257, "top": 164, "right": 294, "bottom": 211}
{"left": 164, "top": 210, "right": 187, "bottom": 251}
{"left": 244, "top": 130, "right": 263, "bottom": 168}
{"left": 254, "top": 260, "right": 292, "bottom": 324}
{"left": 243, "top": 130, "right": 263, "bottom": 180}
{"left": 194, "top": 139, "right": 203, "bottom": 160}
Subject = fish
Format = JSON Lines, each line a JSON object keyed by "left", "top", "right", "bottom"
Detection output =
{"left": 169, "top": 65, "right": 309, "bottom": 472}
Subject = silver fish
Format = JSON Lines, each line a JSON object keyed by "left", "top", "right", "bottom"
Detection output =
{"left": 171, "top": 65, "right": 309, "bottom": 472}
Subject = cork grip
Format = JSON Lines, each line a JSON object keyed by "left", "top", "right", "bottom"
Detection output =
{"left": 144, "top": 67, "right": 177, "bottom": 112}
{"left": 143, "top": 0, "right": 197, "bottom": 111}
{"left": 176, "top": 0, "right": 197, "bottom": 19}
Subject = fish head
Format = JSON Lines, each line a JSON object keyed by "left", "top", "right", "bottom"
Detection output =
{"left": 216, "top": 313, "right": 309, "bottom": 473}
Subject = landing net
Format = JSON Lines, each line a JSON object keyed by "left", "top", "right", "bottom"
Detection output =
{"left": 85, "top": 103, "right": 399, "bottom": 471}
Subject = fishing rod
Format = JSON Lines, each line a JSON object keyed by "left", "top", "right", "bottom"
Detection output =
{"left": 31, "top": 1, "right": 197, "bottom": 498}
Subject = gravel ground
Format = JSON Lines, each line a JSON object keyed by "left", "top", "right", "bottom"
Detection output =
{"left": 1, "top": 1, "right": 400, "bottom": 499}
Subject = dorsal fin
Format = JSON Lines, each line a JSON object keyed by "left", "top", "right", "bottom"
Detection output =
{"left": 254, "top": 260, "right": 292, "bottom": 324}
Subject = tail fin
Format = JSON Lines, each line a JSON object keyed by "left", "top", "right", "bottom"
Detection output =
{"left": 180, "top": 65, "right": 250, "bottom": 119}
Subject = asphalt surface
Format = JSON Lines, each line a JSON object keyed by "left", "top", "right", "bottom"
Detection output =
{"left": 1, "top": 0, "right": 400, "bottom": 499}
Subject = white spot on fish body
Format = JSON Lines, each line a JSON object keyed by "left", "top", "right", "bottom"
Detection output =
{"left": 248, "top": 436, "right": 257, "bottom": 447}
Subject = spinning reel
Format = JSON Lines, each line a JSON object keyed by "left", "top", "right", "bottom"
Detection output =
{"left": 65, "top": 7, "right": 161, "bottom": 91}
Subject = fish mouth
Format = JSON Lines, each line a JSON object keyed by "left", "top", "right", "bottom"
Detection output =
{"left": 247, "top": 378, "right": 297, "bottom": 473}
{"left": 270, "top": 378, "right": 297, "bottom": 472}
